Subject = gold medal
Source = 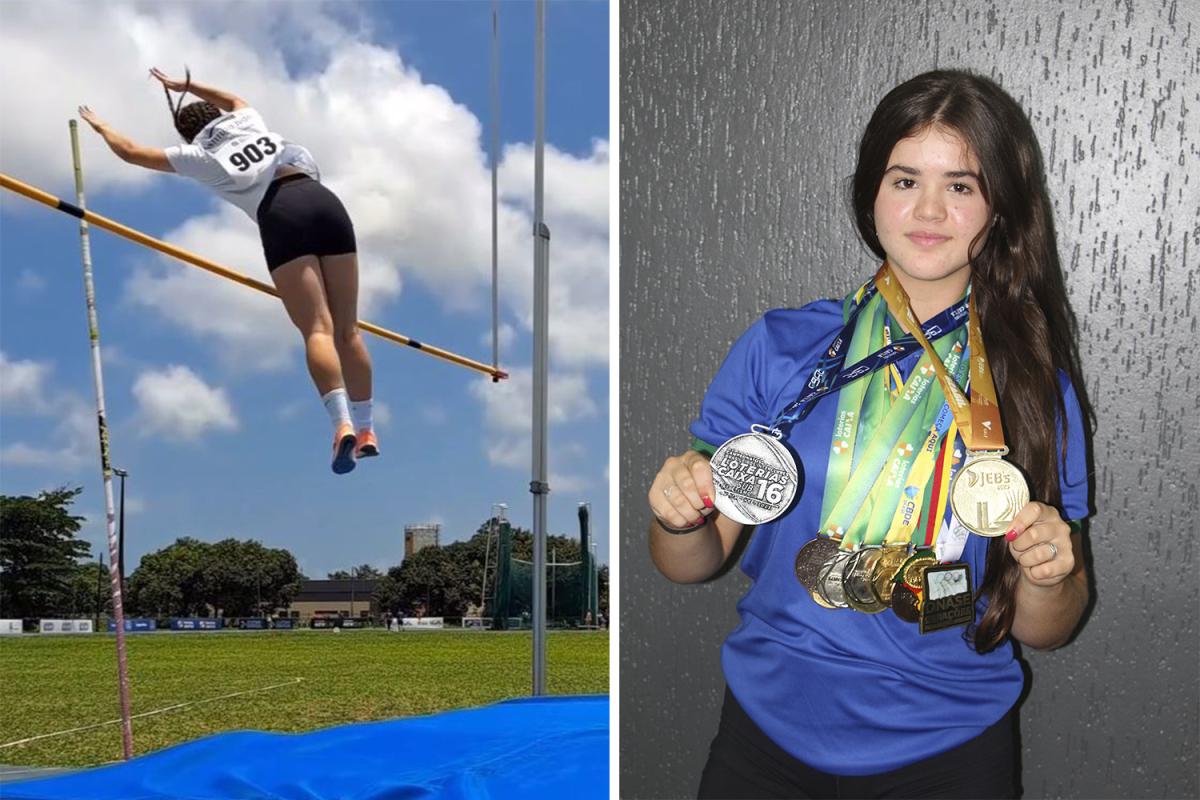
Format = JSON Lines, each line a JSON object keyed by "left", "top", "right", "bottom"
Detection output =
{"left": 949, "top": 453, "right": 1029, "bottom": 536}
{"left": 870, "top": 547, "right": 910, "bottom": 606}
{"left": 900, "top": 551, "right": 940, "bottom": 590}
{"left": 810, "top": 587, "right": 837, "bottom": 609}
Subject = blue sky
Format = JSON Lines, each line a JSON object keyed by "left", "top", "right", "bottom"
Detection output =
{"left": 0, "top": 0, "right": 610, "bottom": 579}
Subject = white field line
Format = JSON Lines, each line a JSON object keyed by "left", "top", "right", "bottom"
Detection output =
{"left": 0, "top": 678, "right": 304, "bottom": 749}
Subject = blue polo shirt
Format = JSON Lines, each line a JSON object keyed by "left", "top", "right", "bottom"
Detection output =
{"left": 690, "top": 301, "right": 1090, "bottom": 776}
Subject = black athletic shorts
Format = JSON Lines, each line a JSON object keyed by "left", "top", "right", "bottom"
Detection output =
{"left": 256, "top": 174, "right": 357, "bottom": 271}
{"left": 697, "top": 687, "right": 1018, "bottom": 799}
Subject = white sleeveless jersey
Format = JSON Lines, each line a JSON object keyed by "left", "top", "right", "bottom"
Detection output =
{"left": 164, "top": 108, "right": 320, "bottom": 219}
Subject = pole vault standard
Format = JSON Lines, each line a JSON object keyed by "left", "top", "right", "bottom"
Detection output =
{"left": 0, "top": 173, "right": 509, "bottom": 382}
{"left": 530, "top": 0, "right": 550, "bottom": 696}
{"left": 67, "top": 120, "right": 134, "bottom": 759}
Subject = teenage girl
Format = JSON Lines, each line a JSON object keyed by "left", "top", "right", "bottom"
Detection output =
{"left": 647, "top": 70, "right": 1092, "bottom": 798}
{"left": 80, "top": 68, "right": 378, "bottom": 474}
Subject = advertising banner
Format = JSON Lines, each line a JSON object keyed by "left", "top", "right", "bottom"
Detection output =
{"left": 401, "top": 617, "right": 445, "bottom": 628}
{"left": 1, "top": 619, "right": 23, "bottom": 635}
{"left": 40, "top": 619, "right": 94, "bottom": 634}
{"left": 107, "top": 618, "right": 157, "bottom": 632}
{"left": 170, "top": 618, "right": 223, "bottom": 631}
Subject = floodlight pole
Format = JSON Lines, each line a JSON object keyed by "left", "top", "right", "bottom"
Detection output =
{"left": 530, "top": 0, "right": 550, "bottom": 696}
{"left": 69, "top": 120, "right": 134, "bottom": 759}
{"left": 482, "top": 502, "right": 508, "bottom": 612}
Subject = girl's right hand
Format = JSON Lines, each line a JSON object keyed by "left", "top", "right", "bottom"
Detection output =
{"left": 648, "top": 450, "right": 716, "bottom": 529}
{"left": 149, "top": 67, "right": 187, "bottom": 91}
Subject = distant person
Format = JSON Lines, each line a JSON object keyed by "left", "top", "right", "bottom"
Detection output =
{"left": 79, "top": 67, "right": 379, "bottom": 474}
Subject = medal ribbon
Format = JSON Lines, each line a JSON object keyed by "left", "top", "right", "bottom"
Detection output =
{"left": 874, "top": 263, "right": 1006, "bottom": 453}
{"left": 769, "top": 283, "right": 969, "bottom": 430}
{"left": 879, "top": 351, "right": 968, "bottom": 547}
{"left": 921, "top": 422, "right": 961, "bottom": 548}
{"left": 840, "top": 331, "right": 966, "bottom": 549}
{"left": 820, "top": 310, "right": 966, "bottom": 548}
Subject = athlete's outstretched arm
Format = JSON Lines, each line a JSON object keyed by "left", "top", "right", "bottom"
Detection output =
{"left": 150, "top": 68, "right": 248, "bottom": 112}
{"left": 77, "top": 106, "right": 173, "bottom": 173}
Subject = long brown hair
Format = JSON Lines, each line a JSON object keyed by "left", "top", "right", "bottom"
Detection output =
{"left": 852, "top": 69, "right": 1091, "bottom": 652}
{"left": 162, "top": 67, "right": 221, "bottom": 143}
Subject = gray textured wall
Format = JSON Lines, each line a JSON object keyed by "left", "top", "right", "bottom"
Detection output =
{"left": 618, "top": 1, "right": 1199, "bottom": 798}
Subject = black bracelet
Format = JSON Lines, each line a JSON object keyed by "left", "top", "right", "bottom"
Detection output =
{"left": 655, "top": 516, "right": 707, "bottom": 535}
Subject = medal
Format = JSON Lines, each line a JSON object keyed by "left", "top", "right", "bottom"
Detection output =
{"left": 890, "top": 550, "right": 937, "bottom": 624}
{"left": 794, "top": 537, "right": 841, "bottom": 592}
{"left": 875, "top": 268, "right": 1029, "bottom": 543}
{"left": 816, "top": 551, "right": 854, "bottom": 608}
{"left": 710, "top": 427, "right": 799, "bottom": 526}
{"left": 949, "top": 453, "right": 1030, "bottom": 536}
{"left": 842, "top": 549, "right": 887, "bottom": 614}
{"left": 899, "top": 550, "right": 939, "bottom": 590}
{"left": 891, "top": 584, "right": 921, "bottom": 623}
{"left": 919, "top": 562, "right": 974, "bottom": 633}
{"left": 870, "top": 547, "right": 910, "bottom": 606}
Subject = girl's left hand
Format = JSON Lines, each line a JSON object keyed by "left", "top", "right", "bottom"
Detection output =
{"left": 1005, "top": 501, "right": 1074, "bottom": 588}
{"left": 77, "top": 105, "right": 105, "bottom": 132}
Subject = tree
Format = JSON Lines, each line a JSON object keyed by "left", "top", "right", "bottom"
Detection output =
{"left": 373, "top": 520, "right": 602, "bottom": 621}
{"left": 126, "top": 537, "right": 210, "bottom": 616}
{"left": 127, "top": 537, "right": 300, "bottom": 617}
{"left": 327, "top": 564, "right": 382, "bottom": 580}
{"left": 0, "top": 488, "right": 92, "bottom": 617}
{"left": 69, "top": 560, "right": 112, "bottom": 619}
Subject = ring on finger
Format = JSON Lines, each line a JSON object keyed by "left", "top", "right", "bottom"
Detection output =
{"left": 663, "top": 486, "right": 675, "bottom": 499}
{"left": 1046, "top": 541, "right": 1058, "bottom": 560}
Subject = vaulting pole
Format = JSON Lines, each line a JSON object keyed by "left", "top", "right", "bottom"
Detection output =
{"left": 68, "top": 121, "right": 134, "bottom": 760}
{"left": 530, "top": 0, "right": 550, "bottom": 696}
{"left": 491, "top": 0, "right": 501, "bottom": 380}
{"left": 0, "top": 173, "right": 508, "bottom": 381}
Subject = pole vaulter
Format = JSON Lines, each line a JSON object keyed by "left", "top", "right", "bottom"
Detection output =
{"left": 0, "top": 173, "right": 509, "bottom": 382}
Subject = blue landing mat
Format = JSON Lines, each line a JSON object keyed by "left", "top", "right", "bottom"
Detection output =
{"left": 2, "top": 695, "right": 608, "bottom": 800}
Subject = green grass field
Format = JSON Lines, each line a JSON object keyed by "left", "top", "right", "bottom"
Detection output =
{"left": 0, "top": 629, "right": 608, "bottom": 768}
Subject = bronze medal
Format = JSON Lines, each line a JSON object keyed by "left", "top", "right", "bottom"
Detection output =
{"left": 817, "top": 551, "right": 853, "bottom": 608}
{"left": 794, "top": 536, "right": 841, "bottom": 592}
{"left": 949, "top": 454, "right": 1030, "bottom": 536}
{"left": 919, "top": 562, "right": 974, "bottom": 634}
{"left": 842, "top": 549, "right": 886, "bottom": 614}
{"left": 869, "top": 547, "right": 910, "bottom": 606}
{"left": 891, "top": 584, "right": 921, "bottom": 623}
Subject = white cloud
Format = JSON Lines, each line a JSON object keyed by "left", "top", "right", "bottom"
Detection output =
{"left": 131, "top": 365, "right": 238, "bottom": 441}
{"left": 549, "top": 471, "right": 590, "bottom": 494}
{"left": 372, "top": 400, "right": 392, "bottom": 429}
{"left": 420, "top": 405, "right": 449, "bottom": 426}
{"left": 0, "top": 395, "right": 100, "bottom": 469}
{"left": 0, "top": 352, "right": 53, "bottom": 408}
{"left": 0, "top": 1, "right": 607, "bottom": 375}
{"left": 469, "top": 366, "right": 598, "bottom": 468}
{"left": 480, "top": 322, "right": 516, "bottom": 354}
{"left": 17, "top": 270, "right": 47, "bottom": 294}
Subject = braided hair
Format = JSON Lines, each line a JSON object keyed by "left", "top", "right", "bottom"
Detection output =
{"left": 163, "top": 67, "right": 221, "bottom": 143}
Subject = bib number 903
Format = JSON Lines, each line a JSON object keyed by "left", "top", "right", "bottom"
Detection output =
{"left": 228, "top": 137, "right": 278, "bottom": 171}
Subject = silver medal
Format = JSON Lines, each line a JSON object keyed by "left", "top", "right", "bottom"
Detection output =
{"left": 710, "top": 426, "right": 799, "bottom": 526}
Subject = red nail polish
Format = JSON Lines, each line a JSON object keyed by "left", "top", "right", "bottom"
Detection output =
{"left": 692, "top": 517, "right": 706, "bottom": 527}
{"left": 702, "top": 495, "right": 714, "bottom": 509}
{"left": 1004, "top": 529, "right": 1018, "bottom": 542}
